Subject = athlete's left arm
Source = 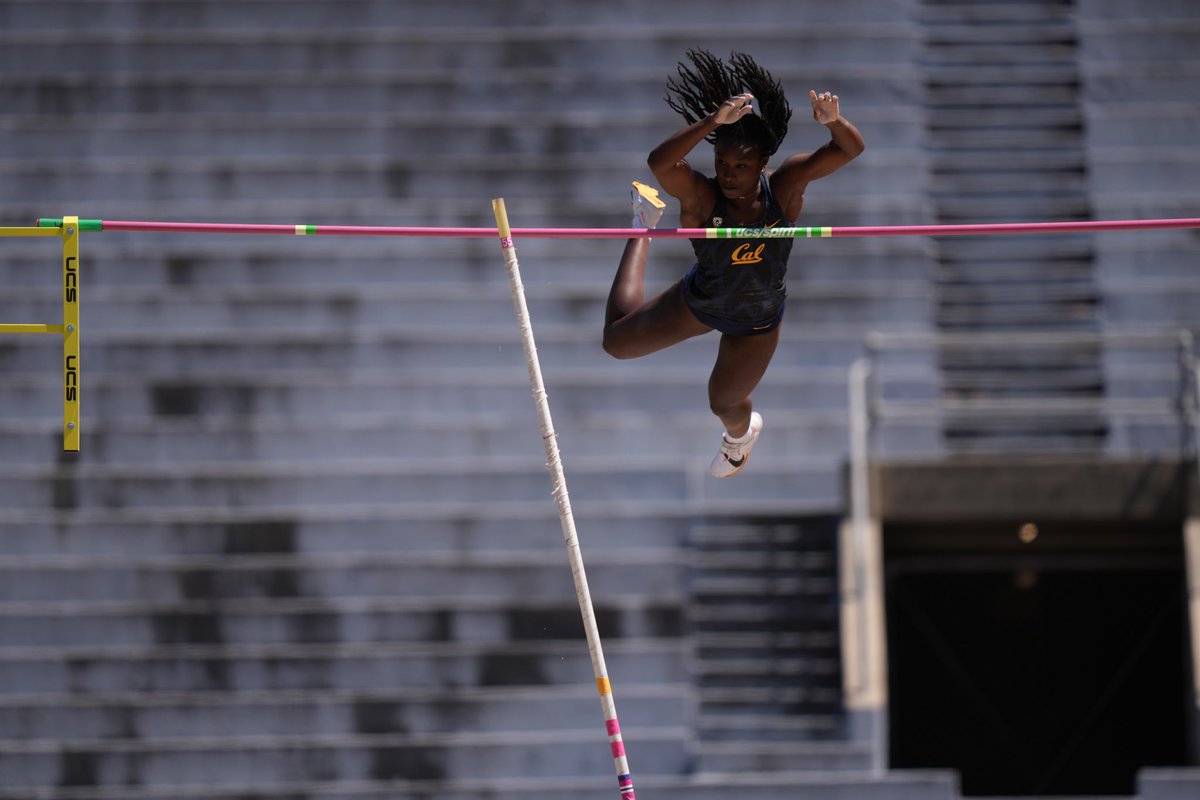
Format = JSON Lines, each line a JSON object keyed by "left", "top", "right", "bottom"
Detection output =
{"left": 772, "top": 90, "right": 866, "bottom": 220}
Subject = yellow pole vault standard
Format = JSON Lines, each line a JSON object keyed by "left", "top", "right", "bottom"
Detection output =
{"left": 61, "top": 217, "right": 81, "bottom": 451}
{"left": 491, "top": 199, "right": 635, "bottom": 800}
{"left": 0, "top": 218, "right": 79, "bottom": 451}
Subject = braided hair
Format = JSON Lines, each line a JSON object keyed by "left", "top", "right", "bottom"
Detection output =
{"left": 665, "top": 49, "right": 792, "bottom": 158}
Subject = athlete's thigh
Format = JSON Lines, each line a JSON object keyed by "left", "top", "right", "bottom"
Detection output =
{"left": 604, "top": 280, "right": 712, "bottom": 358}
{"left": 708, "top": 328, "right": 781, "bottom": 404}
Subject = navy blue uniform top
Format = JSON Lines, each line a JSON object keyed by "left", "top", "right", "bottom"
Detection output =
{"left": 682, "top": 174, "right": 796, "bottom": 328}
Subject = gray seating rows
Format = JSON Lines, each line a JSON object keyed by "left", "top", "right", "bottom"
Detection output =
{"left": 2, "top": 0, "right": 1196, "bottom": 797}
{"left": 0, "top": 1, "right": 936, "bottom": 797}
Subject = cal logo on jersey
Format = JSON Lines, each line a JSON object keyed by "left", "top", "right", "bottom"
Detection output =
{"left": 730, "top": 243, "right": 766, "bottom": 266}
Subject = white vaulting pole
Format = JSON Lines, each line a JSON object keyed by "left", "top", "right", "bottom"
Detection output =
{"left": 491, "top": 198, "right": 636, "bottom": 800}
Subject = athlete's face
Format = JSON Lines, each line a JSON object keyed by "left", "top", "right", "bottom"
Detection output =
{"left": 714, "top": 142, "right": 767, "bottom": 201}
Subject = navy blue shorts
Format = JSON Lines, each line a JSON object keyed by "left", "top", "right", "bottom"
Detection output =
{"left": 680, "top": 274, "right": 785, "bottom": 336}
{"left": 684, "top": 299, "right": 785, "bottom": 336}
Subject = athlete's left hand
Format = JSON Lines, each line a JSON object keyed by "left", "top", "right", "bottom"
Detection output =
{"left": 809, "top": 90, "right": 840, "bottom": 125}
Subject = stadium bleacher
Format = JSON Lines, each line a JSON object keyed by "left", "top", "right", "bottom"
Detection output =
{"left": 0, "top": 0, "right": 1197, "bottom": 798}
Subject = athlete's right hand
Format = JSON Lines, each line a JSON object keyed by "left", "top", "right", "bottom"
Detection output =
{"left": 711, "top": 93, "right": 755, "bottom": 126}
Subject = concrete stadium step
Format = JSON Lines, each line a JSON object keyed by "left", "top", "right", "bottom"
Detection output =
{"left": 0, "top": 279, "right": 930, "bottom": 332}
{"left": 693, "top": 666, "right": 840, "bottom": 706}
{"left": 0, "top": 186, "right": 916, "bottom": 231}
{"left": 1078, "top": 19, "right": 1200, "bottom": 60}
{"left": 1, "top": 0, "right": 922, "bottom": 29}
{"left": 691, "top": 552, "right": 836, "bottom": 589}
{"left": 937, "top": 284, "right": 1101, "bottom": 307}
{"left": 929, "top": 84, "right": 1079, "bottom": 107}
{"left": 0, "top": 366, "right": 855, "bottom": 419}
{"left": 928, "top": 127, "right": 1084, "bottom": 150}
{"left": 695, "top": 740, "right": 873, "bottom": 773}
{"left": 927, "top": 403, "right": 1184, "bottom": 450}
{"left": 0, "top": 25, "right": 921, "bottom": 74}
{"left": 1091, "top": 191, "right": 1200, "bottom": 225}
{"left": 935, "top": 344, "right": 1102, "bottom": 370}
{"left": 0, "top": 507, "right": 712, "bottom": 558}
{"left": 932, "top": 234, "right": 1094, "bottom": 263}
{"left": 0, "top": 106, "right": 921, "bottom": 159}
{"left": 922, "top": 42, "right": 1078, "bottom": 66}
{"left": 926, "top": 196, "right": 1093, "bottom": 224}
{"left": 924, "top": 63, "right": 1079, "bottom": 87}
{"left": 0, "top": 458, "right": 845, "bottom": 511}
{"left": 0, "top": 326, "right": 879, "bottom": 373}
{"left": 689, "top": 520, "right": 840, "bottom": 548}
{"left": 689, "top": 575, "right": 837, "bottom": 603}
{"left": 691, "top": 548, "right": 835, "bottom": 574}
{"left": 697, "top": 682, "right": 841, "bottom": 716}
{"left": 941, "top": 430, "right": 1109, "bottom": 454}
{"left": 0, "top": 64, "right": 927, "bottom": 118}
{"left": 0, "top": 113, "right": 675, "bottom": 160}
{"left": 936, "top": 261, "right": 1096, "bottom": 285}
{"left": 936, "top": 415, "right": 1176, "bottom": 448}
{"left": 0, "top": 408, "right": 854, "bottom": 465}
{"left": 0, "top": 153, "right": 920, "bottom": 204}
{"left": 919, "top": 3, "right": 1073, "bottom": 25}
{"left": 940, "top": 291, "right": 1099, "bottom": 316}
{"left": 1087, "top": 152, "right": 1200, "bottom": 193}
{"left": 931, "top": 147, "right": 1084, "bottom": 173}
{"left": 694, "top": 714, "right": 846, "bottom": 745}
{"left": 0, "top": 155, "right": 653, "bottom": 204}
{"left": 0, "top": 771, "right": 960, "bottom": 800}
{"left": 0, "top": 593, "right": 685, "bottom": 648}
{"left": 0, "top": 501, "right": 848, "bottom": 560}
{"left": 688, "top": 591, "right": 839, "bottom": 631}
{"left": 0, "top": 458, "right": 643, "bottom": 509}
{"left": 0, "top": 683, "right": 690, "bottom": 740}
{"left": 1104, "top": 285, "right": 1200, "bottom": 324}
{"left": 0, "top": 550, "right": 684, "bottom": 603}
{"left": 879, "top": 418, "right": 1177, "bottom": 457}
{"left": 0, "top": 237, "right": 935, "bottom": 287}
{"left": 928, "top": 106, "right": 1082, "bottom": 131}
{"left": 1082, "top": 102, "right": 1199, "bottom": 147}
{"left": 0, "top": 726, "right": 692, "bottom": 786}
{"left": 686, "top": 528, "right": 843, "bottom": 630}
{"left": 1137, "top": 768, "right": 1200, "bottom": 800}
{"left": 935, "top": 305, "right": 1099, "bottom": 329}
{"left": 1082, "top": 61, "right": 1200, "bottom": 103}
{"left": 924, "top": 21, "right": 1074, "bottom": 43}
{"left": 938, "top": 368, "right": 1108, "bottom": 396}
{"left": 930, "top": 169, "right": 1086, "bottom": 195}
{"left": 0, "top": 242, "right": 656, "bottom": 289}
{"left": 0, "top": 638, "right": 687, "bottom": 695}
{"left": 694, "top": 631, "right": 838, "bottom": 659}
{"left": 1081, "top": 0, "right": 1200, "bottom": 15}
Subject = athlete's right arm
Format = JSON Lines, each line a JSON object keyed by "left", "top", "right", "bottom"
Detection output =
{"left": 648, "top": 94, "right": 754, "bottom": 218}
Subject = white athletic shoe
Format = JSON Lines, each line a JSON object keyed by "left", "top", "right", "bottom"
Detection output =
{"left": 631, "top": 180, "right": 665, "bottom": 229}
{"left": 709, "top": 412, "right": 763, "bottom": 478}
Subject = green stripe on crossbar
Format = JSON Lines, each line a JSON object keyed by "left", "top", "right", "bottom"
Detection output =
{"left": 37, "top": 218, "right": 103, "bottom": 231}
{"left": 707, "top": 226, "right": 832, "bottom": 239}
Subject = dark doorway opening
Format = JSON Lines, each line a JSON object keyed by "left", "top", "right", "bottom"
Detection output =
{"left": 886, "top": 520, "right": 1189, "bottom": 795}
